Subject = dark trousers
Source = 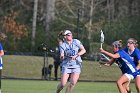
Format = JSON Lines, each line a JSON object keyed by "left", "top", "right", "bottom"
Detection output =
{"left": 54, "top": 62, "right": 60, "bottom": 80}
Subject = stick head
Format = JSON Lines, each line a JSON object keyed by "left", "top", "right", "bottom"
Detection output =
{"left": 100, "top": 30, "right": 104, "bottom": 43}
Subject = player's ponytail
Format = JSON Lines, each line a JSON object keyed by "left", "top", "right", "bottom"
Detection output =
{"left": 112, "top": 40, "right": 122, "bottom": 49}
{"left": 58, "top": 31, "right": 64, "bottom": 42}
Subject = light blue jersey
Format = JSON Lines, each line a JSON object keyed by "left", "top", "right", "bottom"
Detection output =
{"left": 124, "top": 47, "right": 140, "bottom": 74}
{"left": 0, "top": 43, "right": 3, "bottom": 70}
{"left": 115, "top": 50, "right": 138, "bottom": 78}
{"left": 60, "top": 39, "right": 83, "bottom": 68}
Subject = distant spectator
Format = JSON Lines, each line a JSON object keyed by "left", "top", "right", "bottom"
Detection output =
{"left": 53, "top": 38, "right": 63, "bottom": 80}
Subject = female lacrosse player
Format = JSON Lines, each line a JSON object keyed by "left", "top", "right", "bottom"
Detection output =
{"left": 0, "top": 32, "right": 6, "bottom": 93}
{"left": 0, "top": 43, "right": 4, "bottom": 93}
{"left": 123, "top": 38, "right": 140, "bottom": 93}
{"left": 100, "top": 40, "right": 138, "bottom": 93}
{"left": 55, "top": 30, "right": 86, "bottom": 93}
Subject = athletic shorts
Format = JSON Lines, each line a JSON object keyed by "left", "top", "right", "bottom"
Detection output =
{"left": 124, "top": 73, "right": 134, "bottom": 81}
{"left": 61, "top": 67, "right": 81, "bottom": 74}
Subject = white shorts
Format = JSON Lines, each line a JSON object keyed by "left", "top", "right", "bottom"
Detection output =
{"left": 61, "top": 67, "right": 81, "bottom": 74}
{"left": 124, "top": 73, "right": 134, "bottom": 81}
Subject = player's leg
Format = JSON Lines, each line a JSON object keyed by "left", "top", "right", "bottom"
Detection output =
{"left": 135, "top": 75, "right": 140, "bottom": 93}
{"left": 65, "top": 73, "right": 80, "bottom": 93}
{"left": 55, "top": 67, "right": 70, "bottom": 93}
{"left": 0, "top": 70, "right": 1, "bottom": 93}
{"left": 122, "top": 80, "right": 131, "bottom": 93}
{"left": 117, "top": 74, "right": 130, "bottom": 93}
{"left": 122, "top": 79, "right": 131, "bottom": 93}
{"left": 65, "top": 68, "right": 80, "bottom": 93}
{"left": 55, "top": 73, "right": 69, "bottom": 93}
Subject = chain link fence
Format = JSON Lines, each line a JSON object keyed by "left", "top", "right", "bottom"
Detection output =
{"left": 2, "top": 52, "right": 121, "bottom": 82}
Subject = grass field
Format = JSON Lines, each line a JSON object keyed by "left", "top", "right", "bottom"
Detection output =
{"left": 2, "top": 79, "right": 137, "bottom": 93}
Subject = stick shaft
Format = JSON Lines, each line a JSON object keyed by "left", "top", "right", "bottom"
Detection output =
{"left": 101, "top": 43, "right": 103, "bottom": 49}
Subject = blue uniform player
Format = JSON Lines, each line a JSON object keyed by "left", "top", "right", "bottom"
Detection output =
{"left": 55, "top": 30, "right": 86, "bottom": 93}
{"left": 0, "top": 43, "right": 4, "bottom": 93}
{"left": 124, "top": 38, "right": 140, "bottom": 93}
{"left": 100, "top": 40, "right": 138, "bottom": 93}
{"left": 0, "top": 43, "right": 3, "bottom": 69}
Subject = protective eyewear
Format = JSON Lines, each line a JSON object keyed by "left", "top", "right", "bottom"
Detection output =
{"left": 65, "top": 34, "right": 72, "bottom": 36}
{"left": 127, "top": 41, "right": 134, "bottom": 44}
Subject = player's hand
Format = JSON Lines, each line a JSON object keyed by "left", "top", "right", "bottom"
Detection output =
{"left": 100, "top": 48, "right": 105, "bottom": 53}
{"left": 60, "top": 54, "right": 64, "bottom": 60}
{"left": 70, "top": 55, "right": 78, "bottom": 60}
{"left": 104, "top": 63, "right": 110, "bottom": 66}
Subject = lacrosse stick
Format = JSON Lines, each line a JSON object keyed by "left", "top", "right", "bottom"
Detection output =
{"left": 100, "top": 30, "right": 104, "bottom": 49}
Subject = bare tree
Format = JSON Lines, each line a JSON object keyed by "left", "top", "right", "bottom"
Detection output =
{"left": 45, "top": 0, "right": 55, "bottom": 35}
{"left": 31, "top": 0, "right": 38, "bottom": 51}
{"left": 107, "top": 0, "right": 111, "bottom": 24}
{"left": 87, "top": 0, "right": 94, "bottom": 40}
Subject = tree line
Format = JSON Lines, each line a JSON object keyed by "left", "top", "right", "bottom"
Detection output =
{"left": 0, "top": 0, "right": 140, "bottom": 54}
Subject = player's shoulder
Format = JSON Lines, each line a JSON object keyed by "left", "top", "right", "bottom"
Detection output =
{"left": 134, "top": 48, "right": 140, "bottom": 51}
{"left": 73, "top": 39, "right": 82, "bottom": 45}
{"left": 123, "top": 47, "right": 128, "bottom": 52}
{"left": 118, "top": 49, "right": 124, "bottom": 52}
{"left": 73, "top": 39, "right": 80, "bottom": 42}
{"left": 73, "top": 39, "right": 82, "bottom": 44}
{"left": 59, "top": 41, "right": 66, "bottom": 47}
{"left": 118, "top": 50, "right": 127, "bottom": 56}
{"left": 134, "top": 48, "right": 140, "bottom": 54}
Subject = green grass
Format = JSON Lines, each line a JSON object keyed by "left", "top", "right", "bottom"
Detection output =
{"left": 3, "top": 55, "right": 46, "bottom": 79}
{"left": 1, "top": 55, "right": 137, "bottom": 93}
{"left": 2, "top": 79, "right": 137, "bottom": 93}
{"left": 2, "top": 55, "right": 121, "bottom": 81}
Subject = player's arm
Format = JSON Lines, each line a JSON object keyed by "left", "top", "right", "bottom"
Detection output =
{"left": 0, "top": 50, "right": 4, "bottom": 56}
{"left": 71, "top": 39, "right": 86, "bottom": 60}
{"left": 100, "top": 48, "right": 120, "bottom": 58}
{"left": 77, "top": 45, "right": 86, "bottom": 56}
{"left": 136, "top": 60, "right": 140, "bottom": 70}
{"left": 71, "top": 45, "right": 86, "bottom": 60}
{"left": 76, "top": 40, "right": 86, "bottom": 56}
{"left": 60, "top": 53, "right": 64, "bottom": 60}
{"left": 135, "top": 48, "right": 140, "bottom": 70}
{"left": 0, "top": 44, "right": 4, "bottom": 56}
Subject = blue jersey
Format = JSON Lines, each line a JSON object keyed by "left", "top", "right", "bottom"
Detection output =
{"left": 60, "top": 39, "right": 83, "bottom": 68}
{"left": 124, "top": 47, "right": 140, "bottom": 73}
{"left": 115, "top": 50, "right": 137, "bottom": 77}
{"left": 124, "top": 47, "right": 140, "bottom": 66}
{"left": 0, "top": 43, "right": 3, "bottom": 69}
